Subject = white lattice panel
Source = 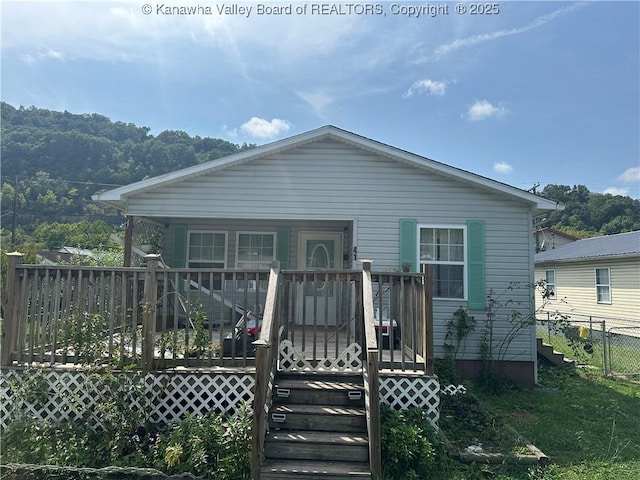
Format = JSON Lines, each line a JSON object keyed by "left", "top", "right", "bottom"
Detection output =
{"left": 441, "top": 384, "right": 467, "bottom": 396}
{"left": 279, "top": 339, "right": 363, "bottom": 372}
{"left": 380, "top": 375, "right": 440, "bottom": 429}
{"left": 0, "top": 370, "right": 254, "bottom": 430}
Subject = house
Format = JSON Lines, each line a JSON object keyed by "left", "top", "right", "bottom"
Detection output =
{"left": 534, "top": 227, "right": 579, "bottom": 253}
{"left": 93, "top": 125, "right": 561, "bottom": 385}
{"left": 535, "top": 230, "right": 640, "bottom": 322}
{"left": 35, "top": 246, "right": 95, "bottom": 265}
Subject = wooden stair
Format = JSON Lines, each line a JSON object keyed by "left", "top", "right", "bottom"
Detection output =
{"left": 537, "top": 338, "right": 574, "bottom": 367}
{"left": 260, "top": 372, "right": 372, "bottom": 479}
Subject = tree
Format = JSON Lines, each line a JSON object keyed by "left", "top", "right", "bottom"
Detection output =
{"left": 541, "top": 184, "right": 640, "bottom": 236}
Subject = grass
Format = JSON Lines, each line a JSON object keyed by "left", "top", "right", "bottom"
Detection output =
{"left": 538, "top": 330, "right": 640, "bottom": 375}
{"left": 452, "top": 365, "right": 640, "bottom": 480}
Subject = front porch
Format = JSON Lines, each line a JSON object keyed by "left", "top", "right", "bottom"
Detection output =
{"left": 1, "top": 254, "right": 437, "bottom": 479}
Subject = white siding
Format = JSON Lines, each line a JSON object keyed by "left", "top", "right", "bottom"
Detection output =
{"left": 130, "top": 140, "right": 538, "bottom": 361}
{"left": 535, "top": 257, "right": 640, "bottom": 321}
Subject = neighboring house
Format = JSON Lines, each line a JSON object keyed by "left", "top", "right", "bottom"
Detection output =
{"left": 36, "top": 246, "right": 95, "bottom": 265}
{"left": 534, "top": 227, "right": 579, "bottom": 253}
{"left": 535, "top": 231, "right": 640, "bottom": 321}
{"left": 94, "top": 125, "right": 561, "bottom": 385}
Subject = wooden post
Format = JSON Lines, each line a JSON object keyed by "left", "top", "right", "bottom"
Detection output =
{"left": 142, "top": 254, "right": 160, "bottom": 371}
{"left": 367, "top": 350, "right": 382, "bottom": 479}
{"left": 423, "top": 265, "right": 434, "bottom": 375}
{"left": 251, "top": 340, "right": 269, "bottom": 480}
{"left": 123, "top": 217, "right": 133, "bottom": 267}
{"left": 1, "top": 252, "right": 24, "bottom": 366}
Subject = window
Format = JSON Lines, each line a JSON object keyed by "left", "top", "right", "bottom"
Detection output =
{"left": 236, "top": 232, "right": 275, "bottom": 269}
{"left": 419, "top": 226, "right": 465, "bottom": 299}
{"left": 187, "top": 231, "right": 227, "bottom": 268}
{"left": 545, "top": 270, "right": 556, "bottom": 300}
{"left": 595, "top": 267, "right": 611, "bottom": 304}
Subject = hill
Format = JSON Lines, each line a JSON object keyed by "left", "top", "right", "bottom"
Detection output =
{"left": 1, "top": 102, "right": 250, "bottom": 235}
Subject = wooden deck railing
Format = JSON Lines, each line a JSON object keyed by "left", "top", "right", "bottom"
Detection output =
{"left": 2, "top": 253, "right": 433, "bottom": 374}
{"left": 1, "top": 253, "right": 272, "bottom": 369}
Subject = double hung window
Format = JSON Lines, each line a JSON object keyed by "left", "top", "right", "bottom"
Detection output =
{"left": 595, "top": 267, "right": 611, "bottom": 304}
{"left": 236, "top": 233, "right": 276, "bottom": 269}
{"left": 419, "top": 226, "right": 465, "bottom": 299}
{"left": 187, "top": 231, "right": 227, "bottom": 269}
{"left": 545, "top": 270, "right": 556, "bottom": 300}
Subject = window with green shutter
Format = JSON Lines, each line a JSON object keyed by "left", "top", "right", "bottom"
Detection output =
{"left": 412, "top": 220, "right": 486, "bottom": 308}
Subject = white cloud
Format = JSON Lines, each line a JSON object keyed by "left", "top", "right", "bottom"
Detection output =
{"left": 493, "top": 162, "right": 513, "bottom": 174}
{"left": 240, "top": 117, "right": 291, "bottom": 139}
{"left": 420, "top": 2, "right": 587, "bottom": 62}
{"left": 603, "top": 187, "right": 629, "bottom": 196}
{"left": 617, "top": 166, "right": 640, "bottom": 183}
{"left": 467, "top": 100, "right": 508, "bottom": 121}
{"left": 20, "top": 47, "right": 65, "bottom": 65}
{"left": 297, "top": 89, "right": 336, "bottom": 117}
{"left": 403, "top": 79, "right": 448, "bottom": 98}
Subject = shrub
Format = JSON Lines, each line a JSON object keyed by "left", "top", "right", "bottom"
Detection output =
{"left": 380, "top": 405, "right": 440, "bottom": 479}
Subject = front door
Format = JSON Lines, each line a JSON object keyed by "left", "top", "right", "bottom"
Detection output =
{"left": 298, "top": 232, "right": 343, "bottom": 325}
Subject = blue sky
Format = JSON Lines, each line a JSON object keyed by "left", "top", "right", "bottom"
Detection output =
{"left": 2, "top": 1, "right": 639, "bottom": 197}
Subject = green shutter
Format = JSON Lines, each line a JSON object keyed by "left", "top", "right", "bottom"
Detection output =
{"left": 467, "top": 220, "right": 486, "bottom": 310}
{"left": 399, "top": 218, "right": 417, "bottom": 272}
{"left": 276, "top": 227, "right": 290, "bottom": 269}
{"left": 171, "top": 225, "right": 187, "bottom": 268}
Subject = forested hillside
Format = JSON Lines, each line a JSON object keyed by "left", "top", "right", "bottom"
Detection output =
{"left": 1, "top": 102, "right": 638, "bottom": 251}
{"left": 1, "top": 102, "right": 250, "bottom": 241}
{"left": 540, "top": 184, "right": 640, "bottom": 237}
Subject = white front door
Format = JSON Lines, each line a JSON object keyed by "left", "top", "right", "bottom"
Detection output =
{"left": 298, "top": 232, "right": 343, "bottom": 325}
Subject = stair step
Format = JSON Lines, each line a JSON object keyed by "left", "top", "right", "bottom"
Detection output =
{"left": 270, "top": 403, "right": 366, "bottom": 432}
{"left": 274, "top": 374, "right": 364, "bottom": 406}
{"left": 265, "top": 430, "right": 369, "bottom": 462}
{"left": 261, "top": 459, "right": 371, "bottom": 479}
{"left": 537, "top": 338, "right": 574, "bottom": 366}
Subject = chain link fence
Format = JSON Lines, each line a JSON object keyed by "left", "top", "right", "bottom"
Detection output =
{"left": 536, "top": 312, "right": 640, "bottom": 376}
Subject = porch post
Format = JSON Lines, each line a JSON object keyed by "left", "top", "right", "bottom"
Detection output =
{"left": 423, "top": 265, "right": 434, "bottom": 375}
{"left": 1, "top": 252, "right": 24, "bottom": 366}
{"left": 123, "top": 216, "right": 133, "bottom": 267}
{"left": 142, "top": 254, "right": 160, "bottom": 371}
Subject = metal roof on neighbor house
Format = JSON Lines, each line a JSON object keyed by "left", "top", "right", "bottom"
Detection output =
{"left": 535, "top": 230, "right": 640, "bottom": 263}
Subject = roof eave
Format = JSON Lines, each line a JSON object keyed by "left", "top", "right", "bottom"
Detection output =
{"left": 535, "top": 252, "right": 640, "bottom": 264}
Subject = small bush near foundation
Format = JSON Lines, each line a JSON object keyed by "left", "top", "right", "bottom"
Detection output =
{"left": 380, "top": 404, "right": 446, "bottom": 479}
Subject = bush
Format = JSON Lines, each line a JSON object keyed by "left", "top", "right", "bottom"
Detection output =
{"left": 380, "top": 405, "right": 443, "bottom": 479}
{"left": 151, "top": 403, "right": 251, "bottom": 479}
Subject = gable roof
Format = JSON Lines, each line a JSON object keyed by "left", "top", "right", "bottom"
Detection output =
{"left": 93, "top": 125, "right": 561, "bottom": 215}
{"left": 536, "top": 227, "right": 580, "bottom": 241}
{"left": 535, "top": 231, "right": 640, "bottom": 263}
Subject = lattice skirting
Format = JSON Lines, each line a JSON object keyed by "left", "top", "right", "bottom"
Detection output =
{"left": 0, "top": 369, "right": 254, "bottom": 430}
{"left": 380, "top": 375, "right": 440, "bottom": 429}
{"left": 279, "top": 340, "right": 363, "bottom": 372}
{"left": 1, "top": 369, "right": 440, "bottom": 431}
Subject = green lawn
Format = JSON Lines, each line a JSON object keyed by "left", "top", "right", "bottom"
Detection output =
{"left": 462, "top": 366, "right": 640, "bottom": 480}
{"left": 539, "top": 331, "right": 640, "bottom": 375}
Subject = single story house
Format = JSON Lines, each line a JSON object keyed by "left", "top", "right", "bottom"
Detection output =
{"left": 94, "top": 125, "right": 561, "bottom": 385}
{"left": 535, "top": 230, "right": 640, "bottom": 322}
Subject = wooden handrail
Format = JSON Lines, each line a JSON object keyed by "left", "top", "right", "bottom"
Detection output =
{"left": 251, "top": 261, "right": 280, "bottom": 480}
{"left": 361, "top": 260, "right": 381, "bottom": 480}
